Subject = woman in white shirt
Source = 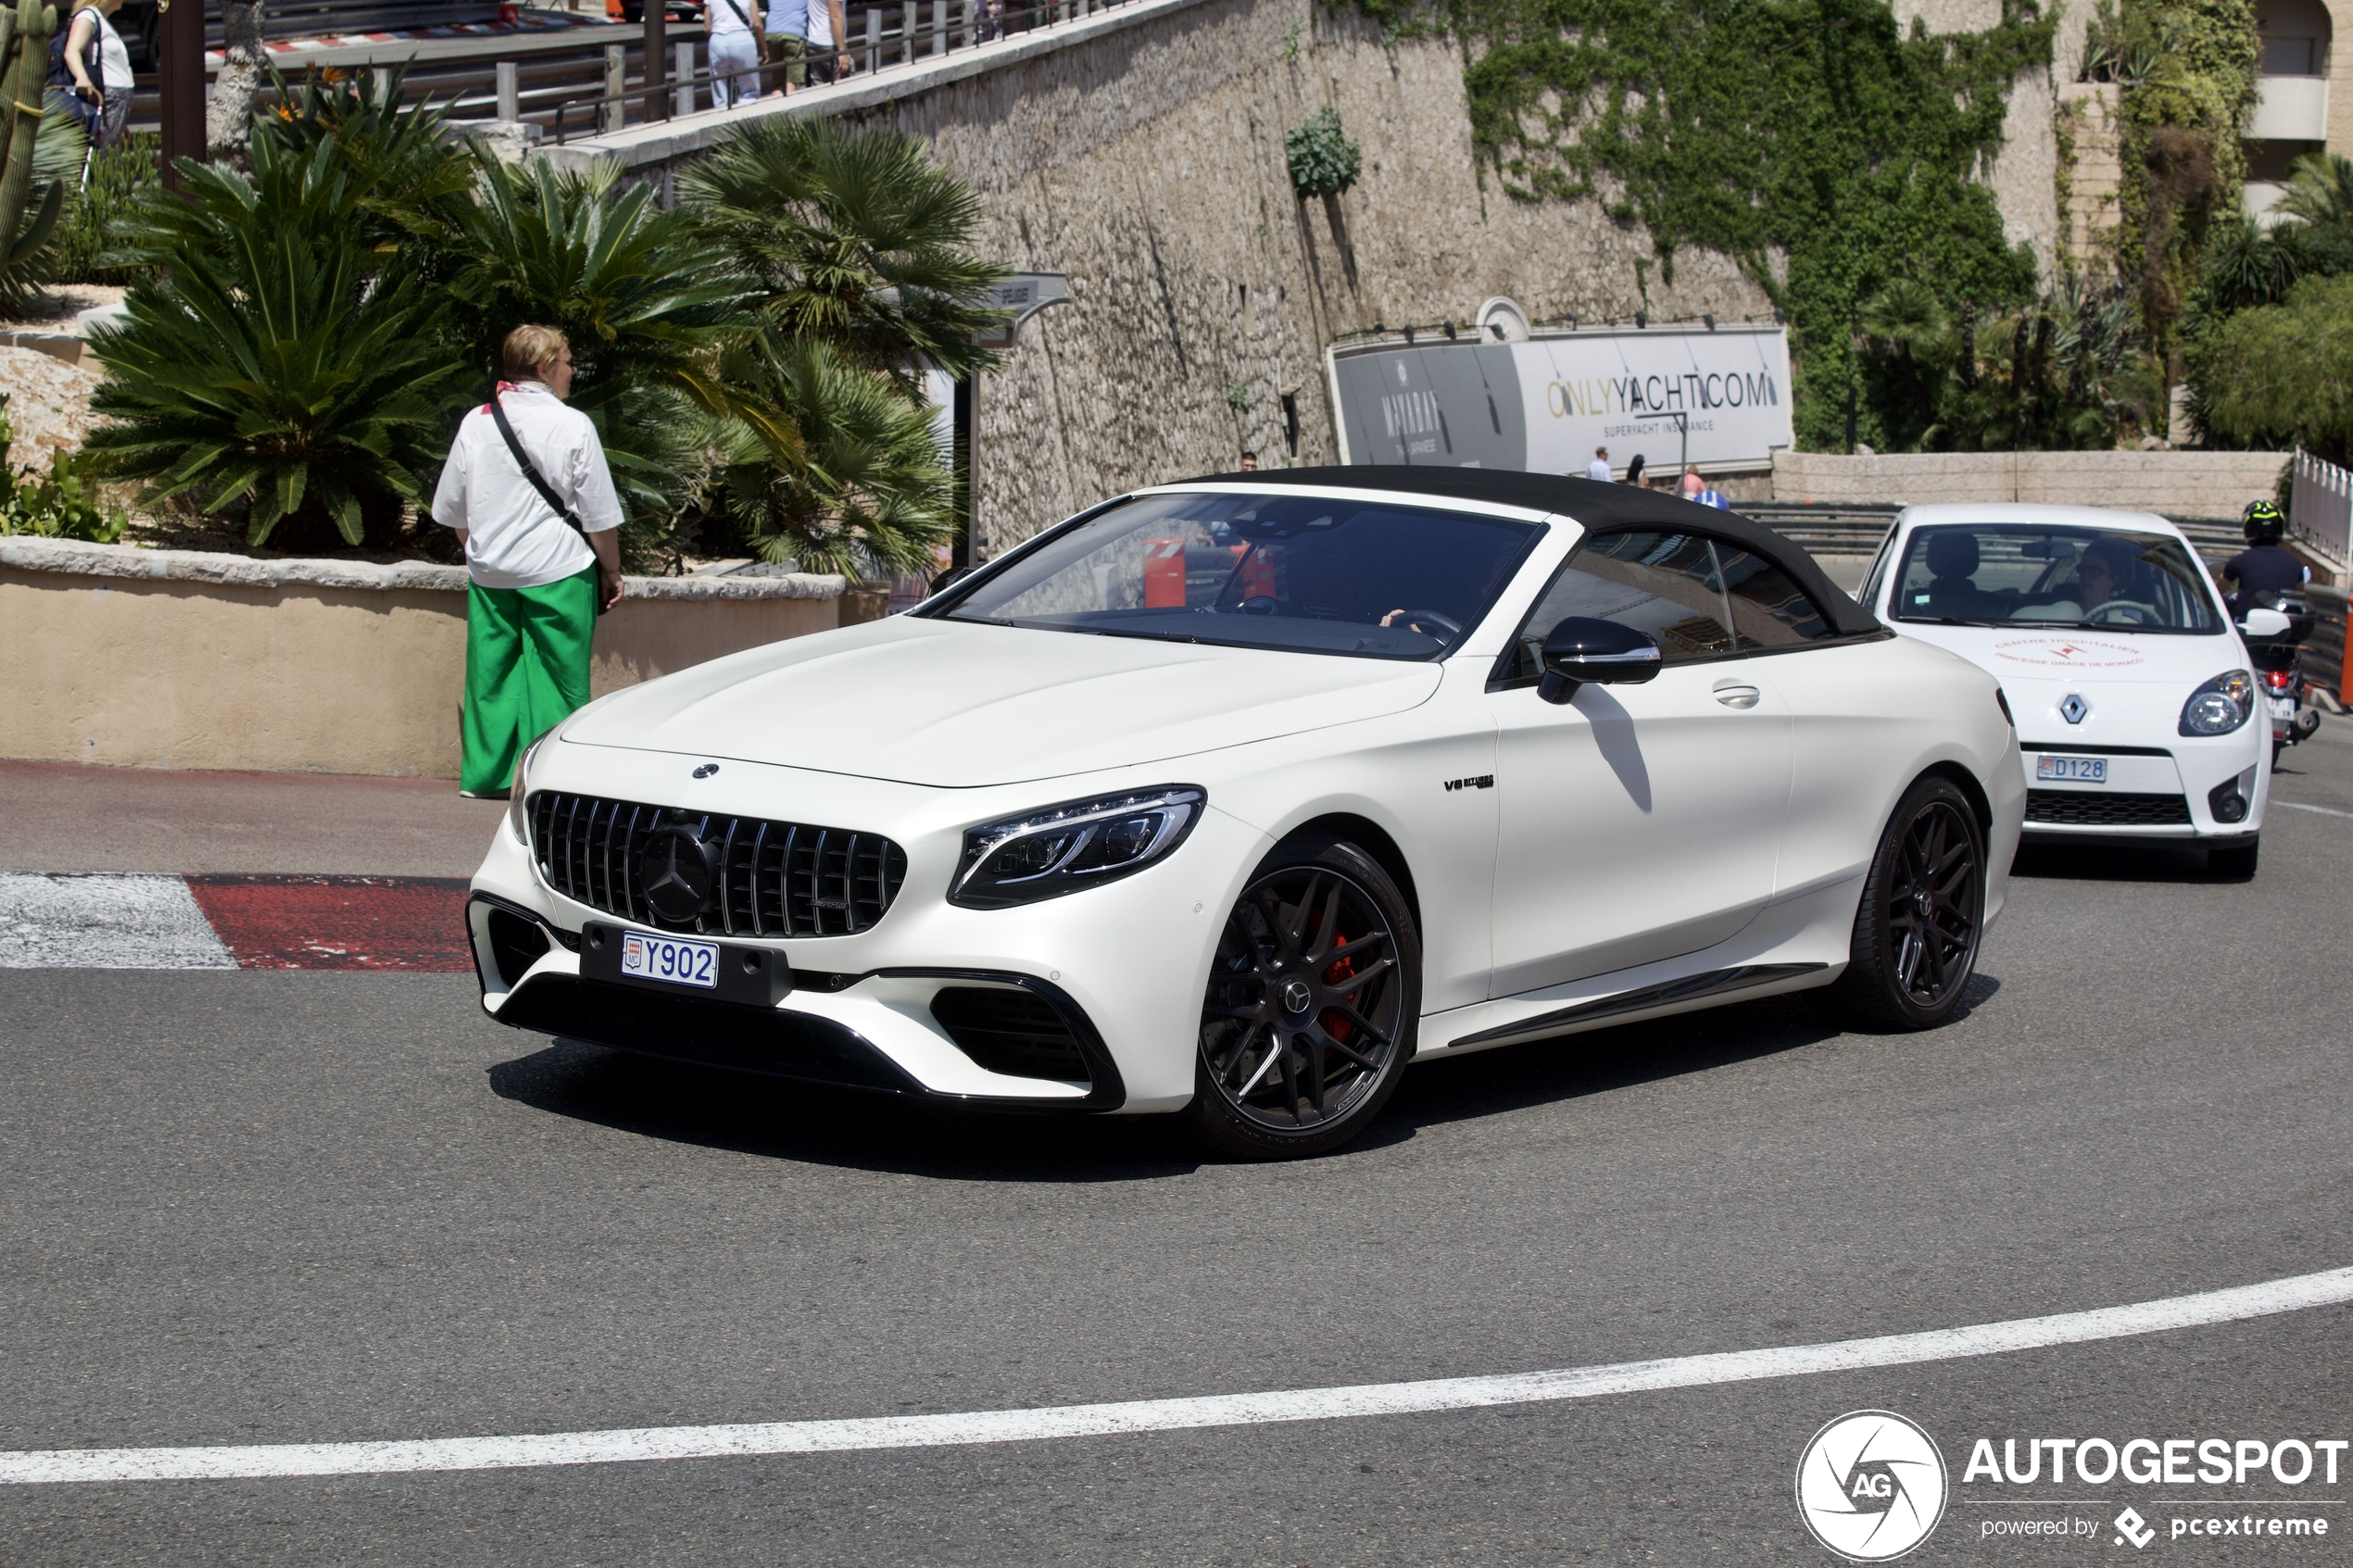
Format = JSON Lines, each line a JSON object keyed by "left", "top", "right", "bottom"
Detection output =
{"left": 432, "top": 325, "right": 627, "bottom": 797}
{"left": 61, "top": 0, "right": 133, "bottom": 147}
{"left": 706, "top": 0, "right": 767, "bottom": 108}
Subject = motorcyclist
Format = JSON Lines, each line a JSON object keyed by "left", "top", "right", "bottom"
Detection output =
{"left": 2221, "top": 500, "right": 2310, "bottom": 616}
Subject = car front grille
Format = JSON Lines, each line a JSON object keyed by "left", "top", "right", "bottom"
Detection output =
{"left": 2025, "top": 789, "right": 2193, "bottom": 827}
{"left": 529, "top": 791, "right": 907, "bottom": 937}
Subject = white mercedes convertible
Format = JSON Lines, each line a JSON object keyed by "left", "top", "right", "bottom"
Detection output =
{"left": 466, "top": 470, "right": 2024, "bottom": 1157}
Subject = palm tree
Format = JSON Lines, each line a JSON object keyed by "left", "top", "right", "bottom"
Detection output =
{"left": 680, "top": 116, "right": 1008, "bottom": 395}
{"left": 704, "top": 334, "right": 954, "bottom": 581}
{"left": 2277, "top": 151, "right": 2353, "bottom": 228}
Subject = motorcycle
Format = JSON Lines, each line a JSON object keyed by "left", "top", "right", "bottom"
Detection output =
{"left": 2237, "top": 590, "right": 2322, "bottom": 763}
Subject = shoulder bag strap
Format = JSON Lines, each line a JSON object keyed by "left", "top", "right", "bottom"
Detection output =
{"left": 487, "top": 394, "right": 587, "bottom": 539}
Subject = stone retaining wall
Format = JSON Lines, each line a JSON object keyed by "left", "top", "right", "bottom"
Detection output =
{"left": 1771, "top": 450, "right": 2293, "bottom": 516}
{"left": 0, "top": 539, "right": 844, "bottom": 779}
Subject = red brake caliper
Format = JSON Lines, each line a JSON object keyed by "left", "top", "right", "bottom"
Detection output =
{"left": 1322, "top": 935, "right": 1357, "bottom": 1043}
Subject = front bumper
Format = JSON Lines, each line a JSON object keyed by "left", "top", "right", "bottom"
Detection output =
{"left": 2017, "top": 734, "right": 2267, "bottom": 841}
{"left": 467, "top": 749, "right": 1270, "bottom": 1113}
{"left": 469, "top": 894, "right": 1127, "bottom": 1108}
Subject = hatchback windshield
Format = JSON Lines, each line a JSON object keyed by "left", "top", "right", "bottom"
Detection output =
{"left": 940, "top": 491, "right": 1541, "bottom": 659}
{"left": 1891, "top": 524, "right": 2221, "bottom": 634}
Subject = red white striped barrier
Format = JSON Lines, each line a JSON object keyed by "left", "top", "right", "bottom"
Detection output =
{"left": 0, "top": 874, "right": 472, "bottom": 972}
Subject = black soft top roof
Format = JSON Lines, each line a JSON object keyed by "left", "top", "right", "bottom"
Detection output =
{"left": 1177, "top": 465, "right": 1880, "bottom": 638}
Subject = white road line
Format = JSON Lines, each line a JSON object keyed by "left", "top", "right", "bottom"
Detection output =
{"left": 0, "top": 873, "right": 234, "bottom": 971}
{"left": 5, "top": 1265, "right": 2348, "bottom": 1486}
{"left": 2275, "top": 800, "right": 2353, "bottom": 820}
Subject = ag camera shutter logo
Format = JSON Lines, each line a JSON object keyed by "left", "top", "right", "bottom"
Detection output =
{"left": 1796, "top": 1411, "right": 1949, "bottom": 1561}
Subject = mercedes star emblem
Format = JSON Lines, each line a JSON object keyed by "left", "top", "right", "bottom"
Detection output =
{"left": 637, "top": 826, "right": 714, "bottom": 923}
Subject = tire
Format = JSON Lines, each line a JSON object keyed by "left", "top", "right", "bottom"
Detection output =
{"left": 2208, "top": 837, "right": 2260, "bottom": 881}
{"left": 1825, "top": 775, "right": 1987, "bottom": 1032}
{"left": 1190, "top": 835, "right": 1420, "bottom": 1160}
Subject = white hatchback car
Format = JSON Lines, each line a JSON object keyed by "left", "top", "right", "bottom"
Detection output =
{"left": 468, "top": 470, "right": 2023, "bottom": 1157}
{"left": 1859, "top": 503, "right": 2267, "bottom": 877}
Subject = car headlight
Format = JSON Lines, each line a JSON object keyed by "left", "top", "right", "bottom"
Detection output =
{"left": 507, "top": 734, "right": 548, "bottom": 846}
{"left": 951, "top": 786, "right": 1205, "bottom": 909}
{"left": 2179, "top": 670, "right": 2255, "bottom": 736}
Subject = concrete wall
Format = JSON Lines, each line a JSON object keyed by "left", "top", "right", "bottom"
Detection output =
{"left": 546, "top": 0, "right": 2086, "bottom": 555}
{"left": 1771, "top": 449, "right": 2293, "bottom": 512}
{"left": 0, "top": 543, "right": 843, "bottom": 778}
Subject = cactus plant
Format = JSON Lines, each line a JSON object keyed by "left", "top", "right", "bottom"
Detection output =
{"left": 0, "top": 0, "right": 69, "bottom": 312}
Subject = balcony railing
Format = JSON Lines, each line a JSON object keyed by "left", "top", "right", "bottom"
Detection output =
{"left": 2248, "top": 73, "right": 2329, "bottom": 142}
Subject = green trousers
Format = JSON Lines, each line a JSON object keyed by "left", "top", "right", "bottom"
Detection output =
{"left": 461, "top": 567, "right": 598, "bottom": 795}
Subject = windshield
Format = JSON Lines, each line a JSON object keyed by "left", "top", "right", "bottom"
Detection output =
{"left": 940, "top": 491, "right": 1541, "bottom": 659}
{"left": 1891, "top": 524, "right": 2222, "bottom": 634}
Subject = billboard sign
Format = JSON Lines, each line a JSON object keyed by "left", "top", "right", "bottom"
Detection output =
{"left": 1329, "top": 327, "right": 1793, "bottom": 474}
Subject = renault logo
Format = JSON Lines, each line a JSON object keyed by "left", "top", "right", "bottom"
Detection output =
{"left": 638, "top": 826, "right": 714, "bottom": 923}
{"left": 2059, "top": 693, "right": 2090, "bottom": 725}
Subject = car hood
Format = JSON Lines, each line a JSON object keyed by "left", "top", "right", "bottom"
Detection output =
{"left": 1890, "top": 623, "right": 2245, "bottom": 685}
{"left": 1891, "top": 622, "right": 2251, "bottom": 739}
{"left": 561, "top": 615, "right": 1446, "bottom": 787}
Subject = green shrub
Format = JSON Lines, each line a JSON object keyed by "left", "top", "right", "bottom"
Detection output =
{"left": 82, "top": 138, "right": 470, "bottom": 551}
{"left": 1285, "top": 107, "right": 1362, "bottom": 201}
{"left": 0, "top": 394, "right": 124, "bottom": 540}
{"left": 47, "top": 130, "right": 158, "bottom": 286}
{"left": 2189, "top": 274, "right": 2353, "bottom": 465}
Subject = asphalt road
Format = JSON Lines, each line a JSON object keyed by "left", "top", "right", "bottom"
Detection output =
{"left": 6, "top": 731, "right": 2351, "bottom": 1565}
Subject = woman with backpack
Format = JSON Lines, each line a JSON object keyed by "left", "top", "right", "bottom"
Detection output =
{"left": 55, "top": 0, "right": 131, "bottom": 147}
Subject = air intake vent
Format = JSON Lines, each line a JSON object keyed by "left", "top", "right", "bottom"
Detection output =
{"left": 930, "top": 986, "right": 1090, "bottom": 1083}
{"left": 530, "top": 792, "right": 906, "bottom": 937}
{"left": 2025, "top": 790, "right": 2192, "bottom": 827}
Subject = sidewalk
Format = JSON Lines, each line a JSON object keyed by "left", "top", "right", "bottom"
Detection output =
{"left": 0, "top": 759, "right": 506, "bottom": 876}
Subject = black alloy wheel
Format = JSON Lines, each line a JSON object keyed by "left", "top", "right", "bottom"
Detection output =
{"left": 1827, "top": 775, "right": 1985, "bottom": 1031}
{"left": 1192, "top": 837, "right": 1419, "bottom": 1160}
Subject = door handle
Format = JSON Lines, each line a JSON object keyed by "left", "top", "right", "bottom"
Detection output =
{"left": 1713, "top": 684, "right": 1761, "bottom": 709}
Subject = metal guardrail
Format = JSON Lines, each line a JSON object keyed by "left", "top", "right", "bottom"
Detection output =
{"left": 536, "top": 0, "right": 1138, "bottom": 140}
{"left": 2289, "top": 448, "right": 2353, "bottom": 577}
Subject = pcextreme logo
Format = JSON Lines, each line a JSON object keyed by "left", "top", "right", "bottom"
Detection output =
{"left": 1797, "top": 1411, "right": 1950, "bottom": 1562}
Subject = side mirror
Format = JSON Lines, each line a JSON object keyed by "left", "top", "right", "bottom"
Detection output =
{"left": 2241, "top": 607, "right": 2292, "bottom": 640}
{"left": 1539, "top": 616, "right": 1662, "bottom": 704}
{"left": 929, "top": 564, "right": 978, "bottom": 598}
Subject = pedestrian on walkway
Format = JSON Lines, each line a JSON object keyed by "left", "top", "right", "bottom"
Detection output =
{"left": 56, "top": 0, "right": 132, "bottom": 147}
{"left": 804, "top": 0, "right": 849, "bottom": 82}
{"left": 432, "top": 326, "right": 625, "bottom": 798}
{"left": 1584, "top": 446, "right": 1611, "bottom": 483}
{"left": 1624, "top": 453, "right": 1646, "bottom": 489}
{"left": 765, "top": 0, "right": 809, "bottom": 87}
{"left": 708, "top": 0, "right": 767, "bottom": 107}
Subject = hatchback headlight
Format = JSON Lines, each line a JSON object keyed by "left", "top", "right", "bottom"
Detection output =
{"left": 2179, "top": 670, "right": 2255, "bottom": 736}
{"left": 952, "top": 786, "right": 1205, "bottom": 908}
